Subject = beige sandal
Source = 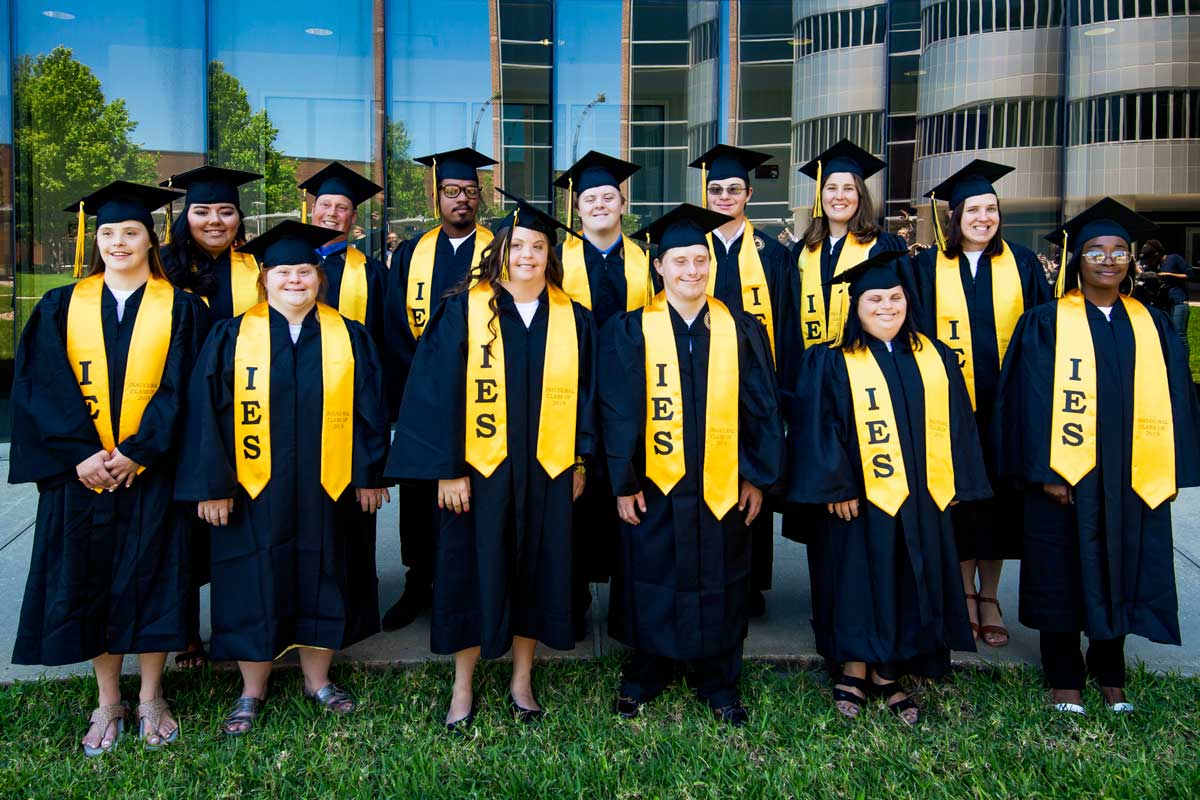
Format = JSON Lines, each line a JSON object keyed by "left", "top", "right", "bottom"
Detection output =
{"left": 136, "top": 697, "right": 180, "bottom": 750}
{"left": 82, "top": 701, "right": 128, "bottom": 757}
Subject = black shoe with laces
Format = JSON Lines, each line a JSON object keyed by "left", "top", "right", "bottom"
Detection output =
{"left": 748, "top": 590, "right": 767, "bottom": 618}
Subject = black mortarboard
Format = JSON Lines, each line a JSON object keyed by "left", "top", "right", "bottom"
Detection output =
{"left": 413, "top": 147, "right": 497, "bottom": 183}
{"left": 65, "top": 180, "right": 182, "bottom": 229}
{"left": 689, "top": 144, "right": 772, "bottom": 188}
{"left": 298, "top": 162, "right": 382, "bottom": 207}
{"left": 162, "top": 165, "right": 262, "bottom": 207}
{"left": 236, "top": 220, "right": 340, "bottom": 267}
{"left": 630, "top": 203, "right": 732, "bottom": 255}
{"left": 798, "top": 139, "right": 886, "bottom": 182}
{"left": 554, "top": 150, "right": 640, "bottom": 195}
{"left": 492, "top": 188, "right": 579, "bottom": 247}
{"left": 825, "top": 247, "right": 911, "bottom": 297}
{"left": 924, "top": 159, "right": 1014, "bottom": 210}
{"left": 1044, "top": 197, "right": 1157, "bottom": 251}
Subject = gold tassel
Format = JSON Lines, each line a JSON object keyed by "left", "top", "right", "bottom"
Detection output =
{"left": 163, "top": 178, "right": 173, "bottom": 245}
{"left": 432, "top": 157, "right": 440, "bottom": 221}
{"left": 1054, "top": 230, "right": 1068, "bottom": 298}
{"left": 700, "top": 163, "right": 708, "bottom": 209}
{"left": 73, "top": 201, "right": 86, "bottom": 279}
{"left": 566, "top": 176, "right": 573, "bottom": 230}
{"left": 300, "top": 187, "right": 307, "bottom": 224}
{"left": 930, "top": 193, "right": 946, "bottom": 251}
{"left": 811, "top": 159, "right": 823, "bottom": 219}
{"left": 644, "top": 232, "right": 654, "bottom": 306}
{"left": 501, "top": 207, "right": 517, "bottom": 281}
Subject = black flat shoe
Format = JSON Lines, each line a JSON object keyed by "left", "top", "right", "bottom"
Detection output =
{"left": 445, "top": 699, "right": 477, "bottom": 736}
{"left": 613, "top": 695, "right": 641, "bottom": 719}
{"left": 508, "top": 692, "right": 545, "bottom": 724}
{"left": 712, "top": 701, "right": 749, "bottom": 728}
{"left": 748, "top": 590, "right": 767, "bottom": 619}
{"left": 381, "top": 587, "right": 432, "bottom": 631}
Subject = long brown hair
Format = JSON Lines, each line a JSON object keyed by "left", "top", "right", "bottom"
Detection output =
{"left": 943, "top": 198, "right": 1005, "bottom": 259}
{"left": 87, "top": 223, "right": 168, "bottom": 278}
{"left": 452, "top": 225, "right": 565, "bottom": 342}
{"left": 801, "top": 173, "right": 880, "bottom": 251}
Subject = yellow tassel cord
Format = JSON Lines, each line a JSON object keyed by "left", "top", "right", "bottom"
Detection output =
{"left": 811, "top": 160, "right": 823, "bottom": 219}
{"left": 566, "top": 176, "right": 573, "bottom": 230}
{"left": 930, "top": 192, "right": 946, "bottom": 251}
{"left": 300, "top": 188, "right": 307, "bottom": 224}
{"left": 162, "top": 178, "right": 173, "bottom": 245}
{"left": 500, "top": 207, "right": 517, "bottom": 282}
{"left": 432, "top": 157, "right": 440, "bottom": 221}
{"left": 1054, "top": 230, "right": 1068, "bottom": 298}
{"left": 644, "top": 233, "right": 654, "bottom": 306}
{"left": 73, "top": 201, "right": 86, "bottom": 279}
{"left": 700, "top": 163, "right": 708, "bottom": 209}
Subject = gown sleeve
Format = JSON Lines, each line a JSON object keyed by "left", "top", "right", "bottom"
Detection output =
{"left": 347, "top": 320, "right": 391, "bottom": 489}
{"left": 783, "top": 344, "right": 860, "bottom": 503}
{"left": 1012, "top": 243, "right": 1053, "bottom": 309}
{"left": 573, "top": 302, "right": 599, "bottom": 462}
{"left": 7, "top": 288, "right": 104, "bottom": 484}
{"left": 932, "top": 337, "right": 992, "bottom": 501}
{"left": 734, "top": 310, "right": 784, "bottom": 491}
{"left": 598, "top": 312, "right": 647, "bottom": 497}
{"left": 910, "top": 247, "right": 938, "bottom": 335}
{"left": 174, "top": 318, "right": 240, "bottom": 502}
{"left": 384, "top": 291, "right": 469, "bottom": 481}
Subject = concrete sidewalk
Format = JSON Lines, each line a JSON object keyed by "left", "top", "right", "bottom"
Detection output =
{"left": 2, "top": 440, "right": 1199, "bottom": 682}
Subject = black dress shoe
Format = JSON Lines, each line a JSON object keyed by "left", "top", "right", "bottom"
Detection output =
{"left": 381, "top": 587, "right": 432, "bottom": 631}
{"left": 712, "top": 701, "right": 749, "bottom": 728}
{"left": 613, "top": 695, "right": 641, "bottom": 719}
{"left": 508, "top": 692, "right": 545, "bottom": 724}
{"left": 445, "top": 699, "right": 477, "bottom": 736}
{"left": 748, "top": 590, "right": 767, "bottom": 618}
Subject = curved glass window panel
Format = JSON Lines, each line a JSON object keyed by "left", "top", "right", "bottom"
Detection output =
{"left": 0, "top": 0, "right": 11, "bottom": 385}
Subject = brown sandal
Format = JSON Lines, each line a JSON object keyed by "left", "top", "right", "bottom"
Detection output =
{"left": 977, "top": 596, "right": 1010, "bottom": 647}
{"left": 965, "top": 592, "right": 980, "bottom": 639}
{"left": 82, "top": 701, "right": 128, "bottom": 757}
{"left": 136, "top": 697, "right": 180, "bottom": 749}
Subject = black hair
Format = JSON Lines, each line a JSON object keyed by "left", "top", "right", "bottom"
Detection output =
{"left": 838, "top": 285, "right": 925, "bottom": 352}
{"left": 164, "top": 202, "right": 248, "bottom": 296}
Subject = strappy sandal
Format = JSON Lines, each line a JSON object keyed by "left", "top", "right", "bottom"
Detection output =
{"left": 174, "top": 644, "right": 209, "bottom": 670}
{"left": 977, "top": 596, "right": 1010, "bottom": 647}
{"left": 222, "top": 696, "right": 265, "bottom": 737}
{"left": 136, "top": 697, "right": 180, "bottom": 750}
{"left": 964, "top": 592, "right": 981, "bottom": 639}
{"left": 873, "top": 680, "right": 919, "bottom": 726}
{"left": 82, "top": 701, "right": 128, "bottom": 757}
{"left": 304, "top": 683, "right": 357, "bottom": 715}
{"left": 832, "top": 674, "right": 870, "bottom": 719}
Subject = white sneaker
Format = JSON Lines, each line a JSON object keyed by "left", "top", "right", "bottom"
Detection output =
{"left": 1106, "top": 701, "right": 1135, "bottom": 714}
{"left": 1053, "top": 702, "right": 1086, "bottom": 716}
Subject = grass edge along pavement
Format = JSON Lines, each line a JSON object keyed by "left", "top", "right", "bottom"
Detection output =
{"left": 1, "top": 659, "right": 1197, "bottom": 799}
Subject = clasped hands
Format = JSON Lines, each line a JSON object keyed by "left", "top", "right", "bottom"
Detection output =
{"left": 76, "top": 448, "right": 140, "bottom": 491}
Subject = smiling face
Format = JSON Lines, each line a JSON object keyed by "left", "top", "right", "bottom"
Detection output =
{"left": 187, "top": 202, "right": 241, "bottom": 254}
{"left": 505, "top": 226, "right": 549, "bottom": 287}
{"left": 311, "top": 193, "right": 356, "bottom": 238}
{"left": 264, "top": 262, "right": 320, "bottom": 314}
{"left": 706, "top": 177, "right": 751, "bottom": 220}
{"left": 821, "top": 172, "right": 860, "bottom": 225}
{"left": 958, "top": 193, "right": 1000, "bottom": 251}
{"left": 655, "top": 244, "right": 710, "bottom": 305}
{"left": 1077, "top": 235, "right": 1132, "bottom": 293}
{"left": 856, "top": 285, "right": 907, "bottom": 342}
{"left": 576, "top": 185, "right": 624, "bottom": 234}
{"left": 97, "top": 220, "right": 153, "bottom": 274}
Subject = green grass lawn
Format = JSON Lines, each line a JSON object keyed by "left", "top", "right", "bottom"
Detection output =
{"left": 1, "top": 660, "right": 1197, "bottom": 799}
{"left": 1189, "top": 309, "right": 1200, "bottom": 382}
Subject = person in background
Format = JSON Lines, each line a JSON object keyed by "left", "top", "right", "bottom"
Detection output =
{"left": 385, "top": 231, "right": 401, "bottom": 268}
{"left": 1138, "top": 239, "right": 1191, "bottom": 358}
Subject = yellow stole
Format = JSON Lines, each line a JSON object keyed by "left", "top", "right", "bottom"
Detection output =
{"left": 1049, "top": 291, "right": 1175, "bottom": 508}
{"left": 935, "top": 241, "right": 1023, "bottom": 409}
{"left": 66, "top": 274, "right": 174, "bottom": 487}
{"left": 561, "top": 234, "right": 651, "bottom": 311}
{"left": 407, "top": 225, "right": 494, "bottom": 340}
{"left": 705, "top": 223, "right": 775, "bottom": 361}
{"left": 642, "top": 294, "right": 740, "bottom": 518}
{"left": 843, "top": 335, "right": 955, "bottom": 516}
{"left": 233, "top": 302, "right": 355, "bottom": 500}
{"left": 464, "top": 282, "right": 579, "bottom": 479}
{"left": 336, "top": 246, "right": 369, "bottom": 324}
{"left": 799, "top": 234, "right": 874, "bottom": 347}
{"left": 230, "top": 251, "right": 261, "bottom": 316}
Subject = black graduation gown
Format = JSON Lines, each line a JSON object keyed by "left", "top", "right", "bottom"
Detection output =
{"left": 913, "top": 242, "right": 1051, "bottom": 560}
{"left": 385, "top": 287, "right": 598, "bottom": 657}
{"left": 174, "top": 306, "right": 390, "bottom": 662}
{"left": 710, "top": 230, "right": 801, "bottom": 591}
{"left": 783, "top": 231, "right": 912, "bottom": 545}
{"left": 11, "top": 282, "right": 206, "bottom": 666}
{"left": 600, "top": 303, "right": 783, "bottom": 661}
{"left": 319, "top": 244, "right": 389, "bottom": 349}
{"left": 993, "top": 299, "right": 1200, "bottom": 644}
{"left": 784, "top": 337, "right": 989, "bottom": 671}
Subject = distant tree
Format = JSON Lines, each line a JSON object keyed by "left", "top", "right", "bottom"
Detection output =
{"left": 12, "top": 46, "right": 156, "bottom": 267}
{"left": 386, "top": 120, "right": 430, "bottom": 221}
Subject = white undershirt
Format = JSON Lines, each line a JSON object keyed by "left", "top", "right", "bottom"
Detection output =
{"left": 683, "top": 314, "right": 700, "bottom": 351}
{"left": 448, "top": 232, "right": 473, "bottom": 253}
{"left": 515, "top": 299, "right": 539, "bottom": 328}
{"left": 964, "top": 249, "right": 984, "bottom": 279}
{"left": 885, "top": 340, "right": 894, "bottom": 352}
{"left": 712, "top": 221, "right": 746, "bottom": 249}
{"left": 828, "top": 234, "right": 844, "bottom": 249}
{"left": 1097, "top": 306, "right": 1114, "bottom": 321}
{"left": 109, "top": 287, "right": 135, "bottom": 323}
{"left": 288, "top": 323, "right": 303, "bottom": 343}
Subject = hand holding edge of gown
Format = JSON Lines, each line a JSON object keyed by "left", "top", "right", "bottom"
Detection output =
{"left": 1041, "top": 483, "right": 1073, "bottom": 505}
{"left": 572, "top": 471, "right": 586, "bottom": 502}
{"left": 438, "top": 477, "right": 471, "bottom": 514}
{"left": 827, "top": 498, "right": 860, "bottom": 521}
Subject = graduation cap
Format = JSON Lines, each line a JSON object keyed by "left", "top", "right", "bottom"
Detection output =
{"left": 553, "top": 150, "right": 640, "bottom": 229}
{"left": 923, "top": 160, "right": 1014, "bottom": 249}
{"left": 299, "top": 162, "right": 382, "bottom": 207}
{"left": 64, "top": 180, "right": 184, "bottom": 277}
{"left": 630, "top": 203, "right": 732, "bottom": 255}
{"left": 162, "top": 165, "right": 262, "bottom": 207}
{"left": 492, "top": 188, "right": 579, "bottom": 247}
{"left": 824, "top": 247, "right": 911, "bottom": 297}
{"left": 1043, "top": 197, "right": 1157, "bottom": 297}
{"left": 236, "top": 219, "right": 340, "bottom": 268}
{"left": 798, "top": 139, "right": 887, "bottom": 219}
{"left": 688, "top": 144, "right": 772, "bottom": 208}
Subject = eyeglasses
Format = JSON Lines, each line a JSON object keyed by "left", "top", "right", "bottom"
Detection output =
{"left": 1081, "top": 250, "right": 1132, "bottom": 264}
{"left": 706, "top": 185, "right": 747, "bottom": 197}
{"left": 439, "top": 185, "right": 482, "bottom": 199}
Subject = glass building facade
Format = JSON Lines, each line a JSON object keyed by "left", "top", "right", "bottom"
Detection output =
{"left": 0, "top": 0, "right": 1196, "bottom": 434}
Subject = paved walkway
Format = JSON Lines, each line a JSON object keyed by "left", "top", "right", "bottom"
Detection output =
{"left": 2, "top": 441, "right": 1198, "bottom": 682}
